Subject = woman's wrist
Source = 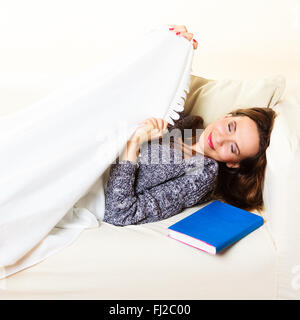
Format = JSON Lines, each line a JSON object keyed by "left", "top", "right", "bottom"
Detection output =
{"left": 130, "top": 131, "right": 145, "bottom": 145}
{"left": 119, "top": 139, "right": 141, "bottom": 163}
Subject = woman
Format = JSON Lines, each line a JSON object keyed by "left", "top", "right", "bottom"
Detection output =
{"left": 103, "top": 25, "right": 277, "bottom": 226}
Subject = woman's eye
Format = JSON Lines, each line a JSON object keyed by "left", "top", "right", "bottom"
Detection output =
{"left": 231, "top": 145, "right": 235, "bottom": 153}
{"left": 228, "top": 123, "right": 231, "bottom": 132}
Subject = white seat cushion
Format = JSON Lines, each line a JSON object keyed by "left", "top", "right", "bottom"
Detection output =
{"left": 0, "top": 202, "right": 277, "bottom": 299}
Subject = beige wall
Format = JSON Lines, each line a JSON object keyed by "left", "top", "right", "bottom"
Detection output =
{"left": 0, "top": 0, "right": 299, "bottom": 113}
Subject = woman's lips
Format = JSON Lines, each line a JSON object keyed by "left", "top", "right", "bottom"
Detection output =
{"left": 208, "top": 132, "right": 215, "bottom": 150}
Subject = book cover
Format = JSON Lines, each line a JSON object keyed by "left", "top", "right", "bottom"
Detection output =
{"left": 167, "top": 200, "right": 264, "bottom": 254}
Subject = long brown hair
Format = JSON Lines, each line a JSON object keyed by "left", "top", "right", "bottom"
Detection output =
{"left": 167, "top": 107, "right": 277, "bottom": 212}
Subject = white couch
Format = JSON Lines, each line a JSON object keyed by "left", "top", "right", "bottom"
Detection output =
{"left": 0, "top": 75, "right": 299, "bottom": 300}
{"left": 0, "top": 205, "right": 277, "bottom": 299}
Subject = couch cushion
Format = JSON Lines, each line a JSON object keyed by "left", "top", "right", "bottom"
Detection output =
{"left": 264, "top": 99, "right": 300, "bottom": 240}
{"left": 184, "top": 74, "right": 285, "bottom": 126}
{"left": 0, "top": 202, "right": 277, "bottom": 299}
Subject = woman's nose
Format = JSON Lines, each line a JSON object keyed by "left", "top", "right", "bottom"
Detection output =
{"left": 214, "top": 130, "right": 223, "bottom": 147}
{"left": 214, "top": 130, "right": 229, "bottom": 147}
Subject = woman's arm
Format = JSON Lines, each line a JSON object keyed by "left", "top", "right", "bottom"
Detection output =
{"left": 119, "top": 140, "right": 140, "bottom": 163}
{"left": 103, "top": 156, "right": 218, "bottom": 226}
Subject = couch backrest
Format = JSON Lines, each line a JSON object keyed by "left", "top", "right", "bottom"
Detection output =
{"left": 264, "top": 91, "right": 300, "bottom": 247}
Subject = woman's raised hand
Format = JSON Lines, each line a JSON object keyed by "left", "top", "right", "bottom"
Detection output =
{"left": 167, "top": 25, "right": 198, "bottom": 50}
{"left": 131, "top": 118, "right": 169, "bottom": 144}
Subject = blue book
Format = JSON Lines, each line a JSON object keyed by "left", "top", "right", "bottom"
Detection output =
{"left": 167, "top": 200, "right": 264, "bottom": 254}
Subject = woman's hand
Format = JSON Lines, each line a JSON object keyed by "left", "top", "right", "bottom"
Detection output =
{"left": 131, "top": 118, "right": 169, "bottom": 145}
{"left": 167, "top": 25, "right": 198, "bottom": 50}
{"left": 120, "top": 118, "right": 169, "bottom": 163}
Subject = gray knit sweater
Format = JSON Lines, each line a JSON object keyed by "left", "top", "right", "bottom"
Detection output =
{"left": 103, "top": 137, "right": 219, "bottom": 226}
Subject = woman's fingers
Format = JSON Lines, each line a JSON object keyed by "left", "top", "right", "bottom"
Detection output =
{"left": 153, "top": 118, "right": 159, "bottom": 129}
{"left": 137, "top": 118, "right": 169, "bottom": 141}
{"left": 194, "top": 39, "right": 198, "bottom": 50}
{"left": 143, "top": 118, "right": 155, "bottom": 131}
{"left": 168, "top": 25, "right": 198, "bottom": 50}
{"left": 160, "top": 119, "right": 169, "bottom": 131}
{"left": 146, "top": 118, "right": 160, "bottom": 130}
{"left": 154, "top": 118, "right": 168, "bottom": 131}
{"left": 180, "top": 32, "right": 194, "bottom": 41}
{"left": 168, "top": 25, "right": 188, "bottom": 33}
{"left": 156, "top": 118, "right": 163, "bottom": 130}
{"left": 177, "top": 32, "right": 198, "bottom": 50}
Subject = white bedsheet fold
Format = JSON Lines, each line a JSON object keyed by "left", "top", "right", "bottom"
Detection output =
{"left": 0, "top": 25, "right": 193, "bottom": 278}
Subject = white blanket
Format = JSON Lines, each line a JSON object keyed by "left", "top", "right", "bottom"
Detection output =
{"left": 0, "top": 25, "right": 193, "bottom": 278}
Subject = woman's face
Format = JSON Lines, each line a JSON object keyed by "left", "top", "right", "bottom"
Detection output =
{"left": 194, "top": 114, "right": 260, "bottom": 168}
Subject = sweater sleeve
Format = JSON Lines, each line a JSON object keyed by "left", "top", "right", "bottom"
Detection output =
{"left": 135, "top": 139, "right": 186, "bottom": 192}
{"left": 103, "top": 157, "right": 218, "bottom": 226}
